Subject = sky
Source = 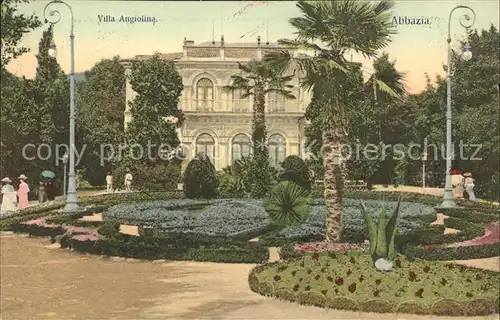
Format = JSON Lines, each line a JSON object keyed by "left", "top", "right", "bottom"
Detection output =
{"left": 6, "top": 0, "right": 500, "bottom": 94}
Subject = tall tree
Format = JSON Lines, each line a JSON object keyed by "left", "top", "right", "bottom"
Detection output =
{"left": 364, "top": 53, "right": 407, "bottom": 184}
{"left": 225, "top": 60, "right": 295, "bottom": 197}
{"left": 125, "top": 53, "right": 184, "bottom": 162}
{"left": 33, "top": 25, "right": 70, "bottom": 165}
{"left": 77, "top": 57, "right": 125, "bottom": 184}
{"left": 265, "top": 0, "right": 398, "bottom": 242}
{"left": 1, "top": 0, "right": 41, "bottom": 67}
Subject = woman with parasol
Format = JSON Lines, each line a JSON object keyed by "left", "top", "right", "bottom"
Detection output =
{"left": 40, "top": 171, "right": 57, "bottom": 201}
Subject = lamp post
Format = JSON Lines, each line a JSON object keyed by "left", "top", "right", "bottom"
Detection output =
{"left": 440, "top": 5, "right": 476, "bottom": 208}
{"left": 44, "top": 0, "right": 82, "bottom": 212}
{"left": 62, "top": 152, "right": 68, "bottom": 198}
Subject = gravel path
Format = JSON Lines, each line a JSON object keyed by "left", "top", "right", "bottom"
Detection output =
{"left": 1, "top": 234, "right": 499, "bottom": 320}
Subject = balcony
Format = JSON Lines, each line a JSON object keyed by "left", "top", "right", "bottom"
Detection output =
{"left": 189, "top": 99, "right": 301, "bottom": 113}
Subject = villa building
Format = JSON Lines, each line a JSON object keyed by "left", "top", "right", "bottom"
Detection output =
{"left": 120, "top": 36, "right": 311, "bottom": 171}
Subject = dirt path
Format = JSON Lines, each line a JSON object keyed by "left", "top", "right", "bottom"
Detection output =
{"left": 1, "top": 234, "right": 498, "bottom": 320}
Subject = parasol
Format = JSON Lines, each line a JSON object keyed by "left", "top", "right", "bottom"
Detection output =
{"left": 40, "top": 170, "right": 56, "bottom": 180}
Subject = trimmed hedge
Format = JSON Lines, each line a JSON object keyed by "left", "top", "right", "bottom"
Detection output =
{"left": 68, "top": 235, "right": 269, "bottom": 263}
{"left": 279, "top": 155, "right": 311, "bottom": 192}
{"left": 403, "top": 242, "right": 500, "bottom": 261}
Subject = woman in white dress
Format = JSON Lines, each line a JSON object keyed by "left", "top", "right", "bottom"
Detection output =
{"left": 1, "top": 177, "right": 18, "bottom": 215}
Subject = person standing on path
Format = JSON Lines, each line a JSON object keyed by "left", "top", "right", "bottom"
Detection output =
{"left": 38, "top": 181, "right": 46, "bottom": 203}
{"left": 17, "top": 174, "right": 30, "bottom": 210}
{"left": 1, "top": 178, "right": 18, "bottom": 215}
{"left": 124, "top": 169, "right": 133, "bottom": 192}
{"left": 463, "top": 172, "right": 477, "bottom": 201}
{"left": 106, "top": 172, "right": 113, "bottom": 193}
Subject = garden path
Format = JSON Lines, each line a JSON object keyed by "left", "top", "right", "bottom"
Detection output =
{"left": 1, "top": 233, "right": 498, "bottom": 320}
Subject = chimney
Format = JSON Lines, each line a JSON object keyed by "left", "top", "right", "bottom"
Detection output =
{"left": 183, "top": 37, "right": 187, "bottom": 45}
{"left": 257, "top": 36, "right": 261, "bottom": 46}
{"left": 221, "top": 35, "right": 225, "bottom": 47}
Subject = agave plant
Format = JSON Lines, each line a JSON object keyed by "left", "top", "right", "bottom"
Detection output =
{"left": 360, "top": 195, "right": 402, "bottom": 271}
{"left": 263, "top": 181, "right": 311, "bottom": 227}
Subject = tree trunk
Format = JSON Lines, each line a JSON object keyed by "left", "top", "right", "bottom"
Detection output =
{"left": 252, "top": 88, "right": 267, "bottom": 158}
{"left": 249, "top": 86, "right": 271, "bottom": 198}
{"left": 322, "top": 127, "right": 346, "bottom": 242}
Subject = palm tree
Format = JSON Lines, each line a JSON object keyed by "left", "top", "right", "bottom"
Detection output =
{"left": 264, "top": 0, "right": 399, "bottom": 242}
{"left": 225, "top": 60, "right": 296, "bottom": 197}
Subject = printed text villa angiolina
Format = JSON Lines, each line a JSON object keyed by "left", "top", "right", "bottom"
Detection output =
{"left": 98, "top": 15, "right": 157, "bottom": 24}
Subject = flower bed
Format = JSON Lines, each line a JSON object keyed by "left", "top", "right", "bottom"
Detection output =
{"left": 261, "top": 199, "right": 435, "bottom": 245}
{"left": 15, "top": 218, "right": 67, "bottom": 238}
{"left": 105, "top": 199, "right": 269, "bottom": 240}
{"left": 249, "top": 251, "right": 499, "bottom": 316}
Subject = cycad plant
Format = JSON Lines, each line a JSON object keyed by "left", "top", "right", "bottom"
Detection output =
{"left": 264, "top": 181, "right": 311, "bottom": 227}
{"left": 360, "top": 195, "right": 402, "bottom": 271}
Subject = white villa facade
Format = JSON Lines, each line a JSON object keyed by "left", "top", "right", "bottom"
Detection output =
{"left": 121, "top": 37, "right": 311, "bottom": 171}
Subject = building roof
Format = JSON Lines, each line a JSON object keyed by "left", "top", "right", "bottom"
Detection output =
{"left": 197, "top": 41, "right": 282, "bottom": 48}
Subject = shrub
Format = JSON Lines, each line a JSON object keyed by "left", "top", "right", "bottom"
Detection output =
{"left": 183, "top": 153, "right": 218, "bottom": 199}
{"left": 97, "top": 220, "right": 121, "bottom": 239}
{"left": 218, "top": 173, "right": 246, "bottom": 198}
{"left": 279, "top": 155, "right": 311, "bottom": 191}
{"left": 114, "top": 161, "right": 180, "bottom": 192}
{"left": 264, "top": 181, "right": 311, "bottom": 227}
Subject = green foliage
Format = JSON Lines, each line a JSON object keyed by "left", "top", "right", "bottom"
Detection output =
{"left": 1, "top": 0, "right": 42, "bottom": 67}
{"left": 264, "top": 181, "right": 310, "bottom": 227}
{"left": 125, "top": 53, "right": 184, "bottom": 158}
{"left": 360, "top": 195, "right": 402, "bottom": 260}
{"left": 1, "top": 25, "right": 69, "bottom": 179}
{"left": 279, "top": 155, "right": 311, "bottom": 191}
{"left": 183, "top": 153, "right": 218, "bottom": 199}
{"left": 76, "top": 57, "right": 125, "bottom": 185}
{"left": 114, "top": 161, "right": 180, "bottom": 192}
{"left": 218, "top": 157, "right": 253, "bottom": 198}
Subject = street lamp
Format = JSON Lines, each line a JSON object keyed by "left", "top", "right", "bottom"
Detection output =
{"left": 62, "top": 152, "right": 68, "bottom": 197}
{"left": 440, "top": 5, "right": 476, "bottom": 208}
{"left": 44, "top": 0, "right": 82, "bottom": 212}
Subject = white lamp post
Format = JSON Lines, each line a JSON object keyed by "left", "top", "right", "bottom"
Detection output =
{"left": 44, "top": 0, "right": 82, "bottom": 212}
{"left": 440, "top": 5, "right": 476, "bottom": 208}
{"left": 62, "top": 152, "right": 68, "bottom": 197}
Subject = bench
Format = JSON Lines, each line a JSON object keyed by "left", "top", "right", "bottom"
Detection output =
{"left": 315, "top": 179, "right": 366, "bottom": 190}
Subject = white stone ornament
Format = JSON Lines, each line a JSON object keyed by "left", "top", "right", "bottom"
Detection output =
{"left": 374, "top": 258, "right": 394, "bottom": 272}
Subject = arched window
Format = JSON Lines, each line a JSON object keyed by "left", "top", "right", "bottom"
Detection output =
{"left": 267, "top": 92, "right": 286, "bottom": 112}
{"left": 195, "top": 133, "right": 215, "bottom": 162}
{"left": 232, "top": 88, "right": 250, "bottom": 112}
{"left": 196, "top": 78, "right": 214, "bottom": 111}
{"left": 269, "top": 134, "right": 286, "bottom": 168}
{"left": 231, "top": 134, "right": 251, "bottom": 163}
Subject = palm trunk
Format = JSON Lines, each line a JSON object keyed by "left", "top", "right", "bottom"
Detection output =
{"left": 252, "top": 87, "right": 267, "bottom": 158}
{"left": 322, "top": 127, "right": 346, "bottom": 242}
{"left": 249, "top": 86, "right": 270, "bottom": 197}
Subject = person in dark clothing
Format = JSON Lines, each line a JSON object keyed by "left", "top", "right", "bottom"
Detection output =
{"left": 45, "top": 181, "right": 57, "bottom": 201}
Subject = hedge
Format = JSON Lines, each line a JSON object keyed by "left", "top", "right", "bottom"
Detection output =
{"left": 403, "top": 242, "right": 500, "bottom": 261}
{"left": 68, "top": 236, "right": 269, "bottom": 264}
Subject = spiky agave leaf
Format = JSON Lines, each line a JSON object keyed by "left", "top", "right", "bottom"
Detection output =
{"left": 385, "top": 195, "right": 402, "bottom": 259}
{"left": 375, "top": 205, "right": 388, "bottom": 258}
{"left": 263, "top": 181, "right": 310, "bottom": 227}
{"left": 360, "top": 201, "right": 377, "bottom": 255}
